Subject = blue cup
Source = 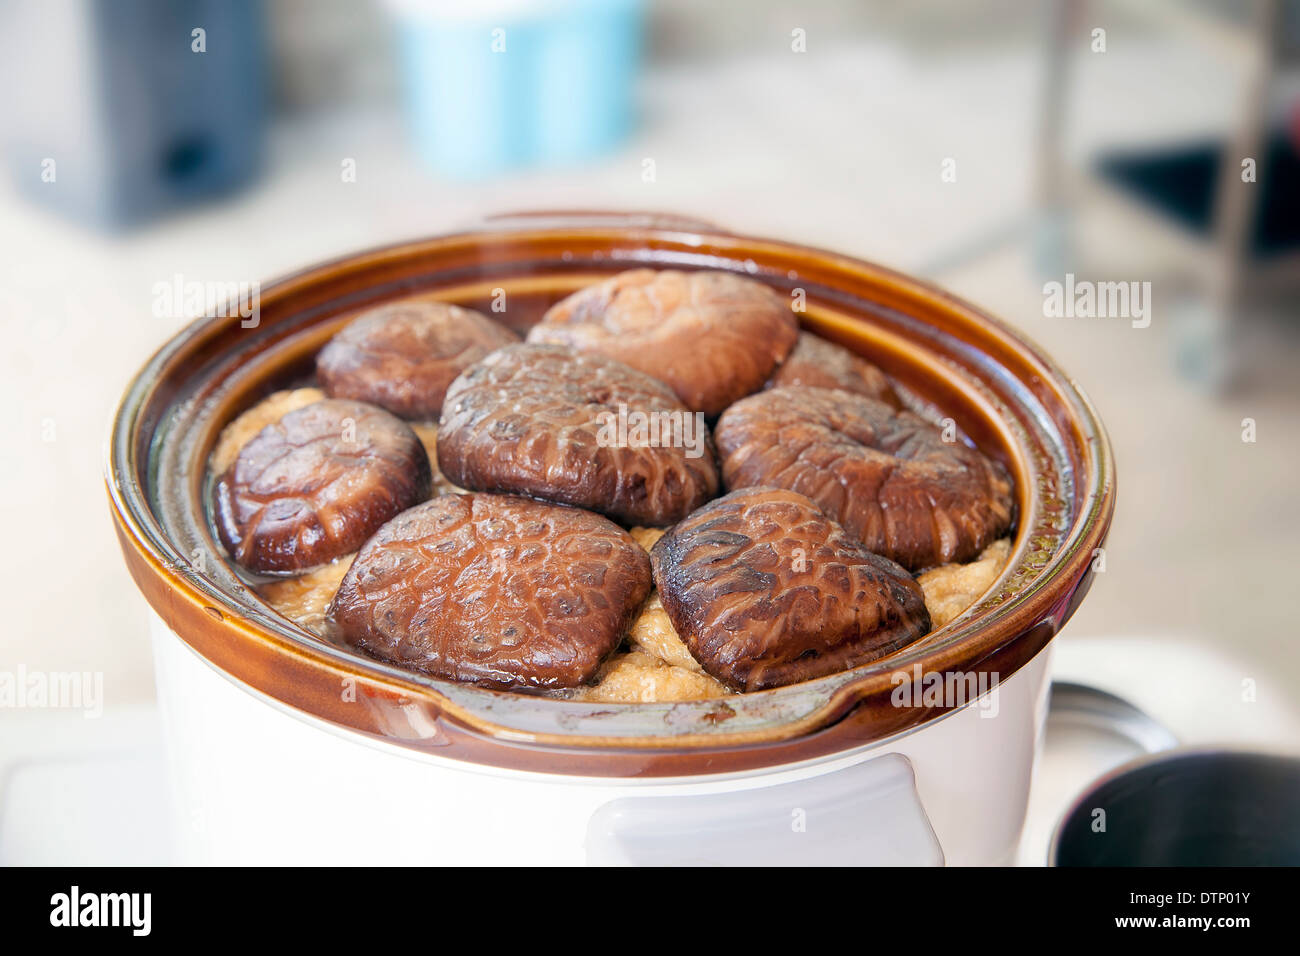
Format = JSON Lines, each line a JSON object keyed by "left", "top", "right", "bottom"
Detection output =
{"left": 391, "top": 0, "right": 644, "bottom": 178}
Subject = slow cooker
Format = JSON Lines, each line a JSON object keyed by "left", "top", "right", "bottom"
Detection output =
{"left": 107, "top": 212, "right": 1115, "bottom": 865}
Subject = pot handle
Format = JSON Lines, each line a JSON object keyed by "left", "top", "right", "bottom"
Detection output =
{"left": 473, "top": 209, "right": 729, "bottom": 235}
{"left": 584, "top": 752, "right": 944, "bottom": 866}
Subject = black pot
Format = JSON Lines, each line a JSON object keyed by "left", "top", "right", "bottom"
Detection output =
{"left": 1051, "top": 750, "right": 1300, "bottom": 866}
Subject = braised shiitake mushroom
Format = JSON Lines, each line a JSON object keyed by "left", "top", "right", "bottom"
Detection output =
{"left": 765, "top": 332, "right": 901, "bottom": 408}
{"left": 651, "top": 487, "right": 931, "bottom": 691}
{"left": 527, "top": 269, "right": 798, "bottom": 416}
{"left": 715, "top": 386, "right": 1014, "bottom": 571}
{"left": 317, "top": 299, "right": 518, "bottom": 420}
{"left": 437, "top": 344, "right": 719, "bottom": 526}
{"left": 327, "top": 493, "right": 651, "bottom": 690}
{"left": 213, "top": 399, "right": 432, "bottom": 573}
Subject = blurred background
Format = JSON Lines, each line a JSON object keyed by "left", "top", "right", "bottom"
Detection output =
{"left": 1, "top": 0, "right": 1297, "bottom": 859}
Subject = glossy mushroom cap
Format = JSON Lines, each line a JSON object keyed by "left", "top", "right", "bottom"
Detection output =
{"left": 528, "top": 269, "right": 798, "bottom": 416}
{"left": 652, "top": 487, "right": 931, "bottom": 691}
{"left": 213, "top": 399, "right": 432, "bottom": 573}
{"left": 317, "top": 299, "right": 518, "bottom": 420}
{"left": 328, "top": 493, "right": 652, "bottom": 690}
{"left": 715, "top": 386, "right": 1015, "bottom": 571}
{"left": 765, "top": 332, "right": 902, "bottom": 408}
{"left": 437, "top": 343, "right": 720, "bottom": 526}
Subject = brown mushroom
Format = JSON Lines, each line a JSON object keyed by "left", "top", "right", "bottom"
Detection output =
{"left": 526, "top": 269, "right": 799, "bottom": 416}
{"left": 651, "top": 487, "right": 931, "bottom": 691}
{"left": 317, "top": 299, "right": 518, "bottom": 420}
{"left": 327, "top": 493, "right": 651, "bottom": 690}
{"left": 437, "top": 343, "right": 719, "bottom": 526}
{"left": 213, "top": 399, "right": 432, "bottom": 573}
{"left": 714, "top": 387, "right": 1014, "bottom": 571}
{"left": 765, "top": 332, "right": 901, "bottom": 408}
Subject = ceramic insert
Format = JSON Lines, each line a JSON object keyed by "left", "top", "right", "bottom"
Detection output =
{"left": 205, "top": 273, "right": 1016, "bottom": 702}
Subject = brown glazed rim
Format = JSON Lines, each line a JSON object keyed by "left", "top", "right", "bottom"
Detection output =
{"left": 107, "top": 213, "right": 1115, "bottom": 777}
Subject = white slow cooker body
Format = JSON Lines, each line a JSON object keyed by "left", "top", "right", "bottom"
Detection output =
{"left": 151, "top": 613, "right": 1051, "bottom": 866}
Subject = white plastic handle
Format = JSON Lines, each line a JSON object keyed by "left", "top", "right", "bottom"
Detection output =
{"left": 585, "top": 753, "right": 944, "bottom": 866}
